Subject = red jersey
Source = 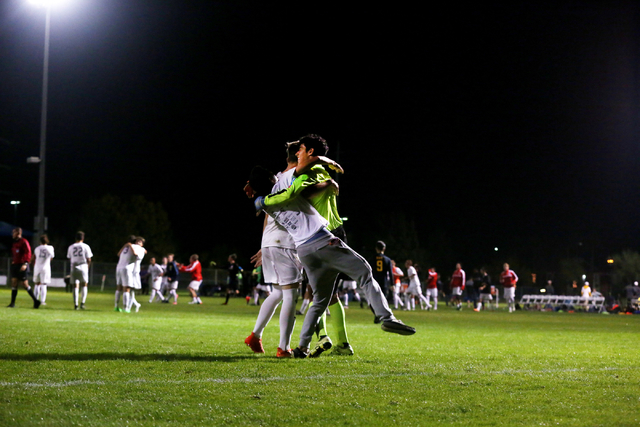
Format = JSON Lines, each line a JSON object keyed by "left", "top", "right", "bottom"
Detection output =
{"left": 427, "top": 270, "right": 438, "bottom": 289}
{"left": 392, "top": 267, "right": 403, "bottom": 285}
{"left": 12, "top": 237, "right": 31, "bottom": 265}
{"left": 180, "top": 260, "right": 203, "bottom": 281}
{"left": 500, "top": 270, "right": 518, "bottom": 288}
{"left": 450, "top": 268, "right": 465, "bottom": 288}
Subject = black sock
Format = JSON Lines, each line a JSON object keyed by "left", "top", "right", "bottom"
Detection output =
{"left": 10, "top": 288, "right": 18, "bottom": 305}
{"left": 27, "top": 288, "right": 37, "bottom": 302}
{"left": 225, "top": 293, "right": 230, "bottom": 304}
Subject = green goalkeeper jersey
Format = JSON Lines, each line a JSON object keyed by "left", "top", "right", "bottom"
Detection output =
{"left": 264, "top": 165, "right": 343, "bottom": 231}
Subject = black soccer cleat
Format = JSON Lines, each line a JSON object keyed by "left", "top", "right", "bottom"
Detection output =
{"left": 34, "top": 300, "right": 41, "bottom": 309}
{"left": 292, "top": 347, "right": 309, "bottom": 359}
{"left": 381, "top": 319, "right": 416, "bottom": 336}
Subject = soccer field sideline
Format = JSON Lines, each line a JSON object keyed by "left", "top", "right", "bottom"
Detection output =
{"left": 1, "top": 289, "right": 639, "bottom": 426}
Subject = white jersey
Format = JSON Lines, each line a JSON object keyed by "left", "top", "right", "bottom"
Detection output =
{"left": 116, "top": 245, "right": 137, "bottom": 271}
{"left": 67, "top": 242, "right": 93, "bottom": 268}
{"left": 131, "top": 245, "right": 144, "bottom": 272}
{"left": 261, "top": 171, "right": 296, "bottom": 249}
{"left": 407, "top": 266, "right": 421, "bottom": 289}
{"left": 263, "top": 168, "right": 328, "bottom": 248}
{"left": 148, "top": 263, "right": 164, "bottom": 281}
{"left": 34, "top": 244, "right": 55, "bottom": 272}
{"left": 160, "top": 263, "right": 168, "bottom": 284}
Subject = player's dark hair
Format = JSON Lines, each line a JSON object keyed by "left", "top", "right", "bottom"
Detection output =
{"left": 299, "top": 134, "right": 328, "bottom": 156}
{"left": 136, "top": 236, "right": 145, "bottom": 245}
{"left": 376, "top": 241, "right": 386, "bottom": 252}
{"left": 40, "top": 234, "right": 49, "bottom": 245}
{"left": 191, "top": 254, "right": 199, "bottom": 261}
{"left": 286, "top": 141, "right": 300, "bottom": 163}
{"left": 229, "top": 253, "right": 237, "bottom": 261}
{"left": 76, "top": 231, "right": 85, "bottom": 241}
{"left": 248, "top": 165, "right": 276, "bottom": 197}
{"left": 129, "top": 235, "right": 137, "bottom": 243}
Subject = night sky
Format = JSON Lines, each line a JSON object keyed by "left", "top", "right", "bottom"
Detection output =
{"left": 1, "top": 1, "right": 639, "bottom": 274}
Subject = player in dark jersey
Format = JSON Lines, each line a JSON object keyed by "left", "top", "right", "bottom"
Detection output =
{"left": 373, "top": 241, "right": 394, "bottom": 303}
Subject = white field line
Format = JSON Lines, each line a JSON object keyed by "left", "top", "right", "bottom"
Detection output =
{"left": 0, "top": 366, "right": 635, "bottom": 389}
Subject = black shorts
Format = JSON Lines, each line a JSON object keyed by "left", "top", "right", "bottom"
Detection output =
{"left": 11, "top": 264, "right": 29, "bottom": 282}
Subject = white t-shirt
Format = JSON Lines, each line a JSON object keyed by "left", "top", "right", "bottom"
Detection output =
{"left": 263, "top": 168, "right": 327, "bottom": 248}
{"left": 67, "top": 242, "right": 93, "bottom": 268}
{"left": 34, "top": 244, "right": 55, "bottom": 272}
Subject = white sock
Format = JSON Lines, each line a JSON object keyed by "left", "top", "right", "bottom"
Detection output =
{"left": 131, "top": 291, "right": 140, "bottom": 307}
{"left": 40, "top": 285, "right": 47, "bottom": 303}
{"left": 253, "top": 287, "right": 283, "bottom": 338}
{"left": 149, "top": 289, "right": 156, "bottom": 303}
{"left": 81, "top": 286, "right": 88, "bottom": 304}
{"left": 343, "top": 294, "right": 349, "bottom": 306}
{"left": 280, "top": 288, "right": 297, "bottom": 350}
{"left": 170, "top": 290, "right": 178, "bottom": 301}
{"left": 433, "top": 298, "right": 438, "bottom": 310}
{"left": 123, "top": 292, "right": 130, "bottom": 310}
{"left": 254, "top": 290, "right": 259, "bottom": 305}
{"left": 74, "top": 288, "right": 79, "bottom": 306}
{"left": 196, "top": 297, "right": 202, "bottom": 303}
{"left": 115, "top": 290, "right": 121, "bottom": 307}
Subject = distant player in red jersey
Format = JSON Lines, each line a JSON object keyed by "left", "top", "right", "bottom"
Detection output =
{"left": 7, "top": 228, "right": 40, "bottom": 309}
{"left": 450, "top": 263, "right": 465, "bottom": 310}
{"left": 500, "top": 263, "right": 518, "bottom": 312}
{"left": 425, "top": 267, "right": 439, "bottom": 310}
{"left": 179, "top": 254, "right": 203, "bottom": 304}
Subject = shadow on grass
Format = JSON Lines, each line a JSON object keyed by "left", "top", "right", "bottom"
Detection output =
{"left": 0, "top": 352, "right": 258, "bottom": 362}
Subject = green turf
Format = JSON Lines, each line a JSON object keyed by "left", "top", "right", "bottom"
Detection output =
{"left": 0, "top": 288, "right": 639, "bottom": 426}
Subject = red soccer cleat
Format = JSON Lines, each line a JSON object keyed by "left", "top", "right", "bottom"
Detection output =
{"left": 244, "top": 332, "right": 265, "bottom": 353}
{"left": 276, "top": 347, "right": 292, "bottom": 358}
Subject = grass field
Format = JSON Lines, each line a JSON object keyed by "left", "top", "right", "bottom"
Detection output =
{"left": 1, "top": 288, "right": 639, "bottom": 427}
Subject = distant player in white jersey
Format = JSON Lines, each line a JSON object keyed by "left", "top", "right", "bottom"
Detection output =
{"left": 159, "top": 256, "right": 169, "bottom": 298}
{"left": 128, "top": 237, "right": 146, "bottom": 312}
{"left": 31, "top": 234, "right": 54, "bottom": 305}
{"left": 147, "top": 258, "right": 167, "bottom": 303}
{"left": 404, "top": 259, "right": 430, "bottom": 310}
{"left": 115, "top": 235, "right": 136, "bottom": 312}
{"left": 67, "top": 231, "right": 93, "bottom": 310}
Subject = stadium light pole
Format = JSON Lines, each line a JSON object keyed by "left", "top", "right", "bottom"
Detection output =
{"left": 28, "top": 0, "right": 54, "bottom": 244}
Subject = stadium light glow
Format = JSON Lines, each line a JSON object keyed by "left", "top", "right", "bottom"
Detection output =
{"left": 28, "top": 0, "right": 72, "bottom": 7}
{"left": 494, "top": 247, "right": 498, "bottom": 251}
{"left": 607, "top": 259, "right": 614, "bottom": 264}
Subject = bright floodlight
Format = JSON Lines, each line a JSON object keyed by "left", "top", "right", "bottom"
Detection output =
{"left": 28, "top": 0, "right": 71, "bottom": 7}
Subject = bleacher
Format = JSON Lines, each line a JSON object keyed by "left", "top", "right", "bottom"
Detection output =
{"left": 519, "top": 294, "right": 606, "bottom": 311}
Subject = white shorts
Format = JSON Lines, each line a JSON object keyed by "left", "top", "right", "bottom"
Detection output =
{"left": 261, "top": 247, "right": 303, "bottom": 286}
{"left": 480, "top": 293, "right": 493, "bottom": 301}
{"left": 341, "top": 280, "right": 357, "bottom": 291}
{"left": 116, "top": 267, "right": 134, "bottom": 288}
{"left": 33, "top": 267, "right": 51, "bottom": 284}
{"left": 451, "top": 286, "right": 463, "bottom": 296}
{"left": 71, "top": 265, "right": 89, "bottom": 285}
{"left": 407, "top": 284, "right": 423, "bottom": 296}
{"left": 256, "top": 283, "right": 272, "bottom": 292}
{"left": 425, "top": 288, "right": 438, "bottom": 298}
{"left": 504, "top": 287, "right": 515, "bottom": 300}
{"left": 188, "top": 280, "right": 202, "bottom": 291}
{"left": 152, "top": 277, "right": 163, "bottom": 291}
{"left": 169, "top": 280, "right": 179, "bottom": 290}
